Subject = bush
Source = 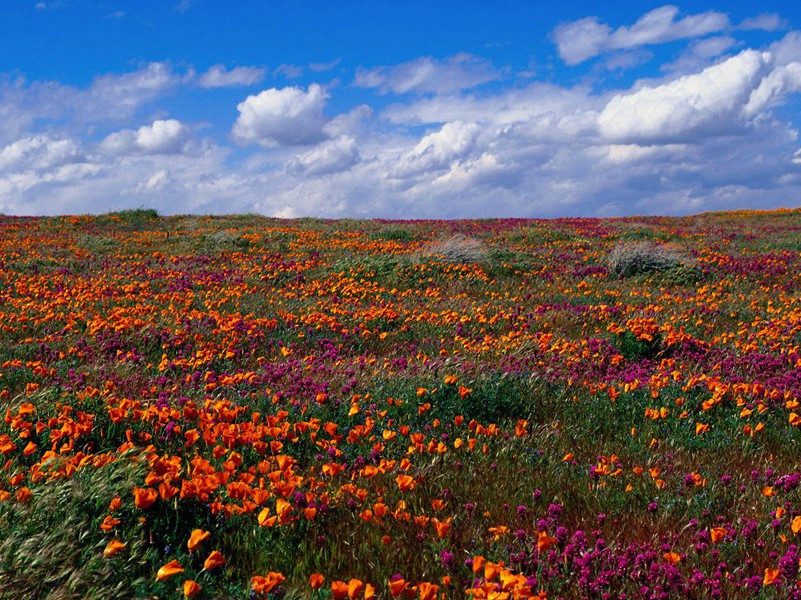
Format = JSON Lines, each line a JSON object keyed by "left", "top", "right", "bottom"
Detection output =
{"left": 420, "top": 235, "right": 488, "bottom": 264}
{"left": 606, "top": 241, "right": 685, "bottom": 278}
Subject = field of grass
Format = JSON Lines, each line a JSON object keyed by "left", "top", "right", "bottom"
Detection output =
{"left": 1, "top": 208, "right": 801, "bottom": 599}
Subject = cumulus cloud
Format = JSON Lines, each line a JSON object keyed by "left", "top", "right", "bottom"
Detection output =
{"left": 287, "top": 136, "right": 360, "bottom": 176}
{"left": 393, "top": 121, "right": 481, "bottom": 177}
{"left": 355, "top": 53, "right": 499, "bottom": 94}
{"left": 198, "top": 64, "right": 266, "bottom": 88}
{"left": 598, "top": 50, "right": 771, "bottom": 143}
{"left": 231, "top": 84, "right": 329, "bottom": 146}
{"left": 553, "top": 5, "right": 729, "bottom": 65}
{"left": 743, "top": 63, "right": 801, "bottom": 116}
{"left": 100, "top": 119, "right": 192, "bottom": 155}
{"left": 0, "top": 62, "right": 185, "bottom": 146}
{"left": 0, "top": 135, "right": 82, "bottom": 172}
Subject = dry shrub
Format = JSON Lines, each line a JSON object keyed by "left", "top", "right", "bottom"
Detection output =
{"left": 606, "top": 241, "right": 686, "bottom": 278}
{"left": 420, "top": 235, "right": 488, "bottom": 264}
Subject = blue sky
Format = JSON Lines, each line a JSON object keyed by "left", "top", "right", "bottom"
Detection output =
{"left": 2, "top": 1, "right": 801, "bottom": 217}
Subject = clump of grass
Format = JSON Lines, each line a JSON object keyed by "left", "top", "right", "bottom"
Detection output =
{"left": 606, "top": 241, "right": 686, "bottom": 278}
{"left": 421, "top": 235, "right": 488, "bottom": 264}
{"left": 368, "top": 227, "right": 416, "bottom": 242}
{"left": 0, "top": 456, "right": 149, "bottom": 600}
{"left": 197, "top": 230, "right": 251, "bottom": 252}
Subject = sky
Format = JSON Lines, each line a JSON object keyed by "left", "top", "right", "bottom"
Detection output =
{"left": 2, "top": 1, "right": 801, "bottom": 218}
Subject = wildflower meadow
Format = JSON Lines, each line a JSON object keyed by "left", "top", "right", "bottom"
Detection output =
{"left": 1, "top": 208, "right": 801, "bottom": 599}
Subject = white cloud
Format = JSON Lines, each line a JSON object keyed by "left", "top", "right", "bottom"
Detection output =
{"left": 554, "top": 5, "right": 729, "bottom": 65}
{"left": 660, "top": 36, "right": 738, "bottom": 74}
{"left": 100, "top": 119, "right": 192, "bottom": 155}
{"left": 743, "top": 62, "right": 801, "bottom": 116}
{"left": 393, "top": 121, "right": 481, "bottom": 177}
{"left": 231, "top": 84, "right": 329, "bottom": 146}
{"left": 740, "top": 14, "right": 787, "bottom": 32}
{"left": 287, "top": 136, "right": 360, "bottom": 176}
{"left": 198, "top": 64, "right": 266, "bottom": 88}
{"left": 0, "top": 135, "right": 82, "bottom": 172}
{"left": 355, "top": 53, "right": 499, "bottom": 94}
{"left": 598, "top": 50, "right": 771, "bottom": 143}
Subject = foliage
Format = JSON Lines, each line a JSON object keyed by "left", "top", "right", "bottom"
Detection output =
{"left": 0, "top": 209, "right": 799, "bottom": 598}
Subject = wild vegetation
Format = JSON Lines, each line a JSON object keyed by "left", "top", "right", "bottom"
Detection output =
{"left": 0, "top": 208, "right": 800, "bottom": 599}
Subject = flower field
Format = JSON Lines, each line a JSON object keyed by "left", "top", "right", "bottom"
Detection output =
{"left": 2, "top": 208, "right": 801, "bottom": 599}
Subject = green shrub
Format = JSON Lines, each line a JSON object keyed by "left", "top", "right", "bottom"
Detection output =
{"left": 606, "top": 241, "right": 685, "bottom": 278}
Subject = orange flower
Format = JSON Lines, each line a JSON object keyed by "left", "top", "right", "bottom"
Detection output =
{"left": 331, "top": 580, "right": 349, "bottom": 600}
{"left": 396, "top": 474, "right": 415, "bottom": 492}
{"left": 710, "top": 528, "right": 726, "bottom": 543}
{"left": 203, "top": 550, "right": 226, "bottom": 571}
{"left": 347, "top": 579, "right": 364, "bottom": 599}
{"left": 433, "top": 518, "right": 451, "bottom": 538}
{"left": 103, "top": 539, "right": 125, "bottom": 558}
{"left": 663, "top": 552, "right": 681, "bottom": 565}
{"left": 187, "top": 528, "right": 210, "bottom": 552}
{"left": 156, "top": 559, "right": 184, "bottom": 581}
{"left": 252, "top": 572, "right": 285, "bottom": 594}
{"left": 133, "top": 487, "right": 158, "bottom": 510}
{"left": 100, "top": 515, "right": 120, "bottom": 532}
{"left": 109, "top": 497, "right": 122, "bottom": 511}
{"left": 764, "top": 568, "right": 780, "bottom": 586}
{"left": 472, "top": 555, "right": 486, "bottom": 573}
{"left": 417, "top": 582, "right": 439, "bottom": 600}
{"left": 792, "top": 516, "right": 801, "bottom": 534}
{"left": 389, "top": 578, "right": 408, "bottom": 597}
{"left": 183, "top": 580, "right": 201, "bottom": 598}
{"left": 309, "top": 573, "right": 325, "bottom": 589}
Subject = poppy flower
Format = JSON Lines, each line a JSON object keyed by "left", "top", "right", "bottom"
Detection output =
{"left": 187, "top": 528, "right": 210, "bottom": 552}
{"left": 347, "top": 579, "right": 364, "bottom": 599}
{"left": 103, "top": 539, "right": 125, "bottom": 558}
{"left": 183, "top": 580, "right": 201, "bottom": 598}
{"left": 331, "top": 580, "right": 349, "bottom": 600}
{"left": 133, "top": 487, "right": 158, "bottom": 510}
{"left": 389, "top": 578, "right": 408, "bottom": 597}
{"left": 203, "top": 550, "right": 226, "bottom": 571}
{"left": 764, "top": 568, "right": 780, "bottom": 586}
{"left": 100, "top": 515, "right": 120, "bottom": 532}
{"left": 252, "top": 572, "right": 285, "bottom": 594}
{"left": 309, "top": 573, "right": 325, "bottom": 589}
{"left": 417, "top": 582, "right": 439, "bottom": 600}
{"left": 395, "top": 474, "right": 415, "bottom": 492}
{"left": 156, "top": 559, "right": 184, "bottom": 581}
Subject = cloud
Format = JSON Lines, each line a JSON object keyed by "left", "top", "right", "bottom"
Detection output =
{"left": 392, "top": 121, "right": 481, "bottom": 177}
{"left": 661, "top": 36, "right": 738, "bottom": 74}
{"left": 198, "top": 64, "right": 266, "bottom": 88}
{"left": 0, "top": 135, "right": 82, "bottom": 172}
{"left": 355, "top": 53, "right": 500, "bottom": 94}
{"left": 553, "top": 5, "right": 729, "bottom": 65}
{"left": 100, "top": 119, "right": 192, "bottom": 155}
{"left": 231, "top": 84, "right": 329, "bottom": 146}
{"left": 743, "top": 63, "right": 801, "bottom": 116}
{"left": 286, "top": 136, "right": 360, "bottom": 176}
{"left": 740, "top": 14, "right": 787, "bottom": 32}
{"left": 598, "top": 50, "right": 771, "bottom": 143}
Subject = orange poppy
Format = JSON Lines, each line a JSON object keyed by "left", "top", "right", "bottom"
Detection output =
{"left": 133, "top": 487, "right": 158, "bottom": 510}
{"left": 103, "top": 539, "right": 125, "bottom": 558}
{"left": 187, "top": 529, "right": 211, "bottom": 552}
{"left": 156, "top": 559, "right": 184, "bottom": 581}
{"left": 183, "top": 580, "right": 201, "bottom": 598}
{"left": 203, "top": 550, "right": 226, "bottom": 571}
